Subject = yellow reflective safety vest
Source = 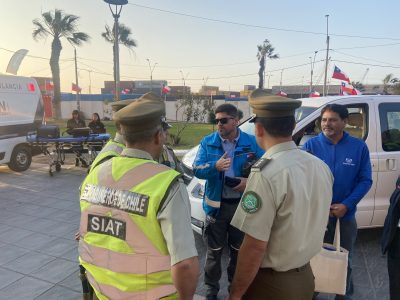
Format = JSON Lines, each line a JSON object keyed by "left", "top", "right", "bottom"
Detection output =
{"left": 79, "top": 156, "right": 181, "bottom": 300}
{"left": 89, "top": 139, "right": 125, "bottom": 172}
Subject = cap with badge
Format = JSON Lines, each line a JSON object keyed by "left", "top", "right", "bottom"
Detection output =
{"left": 248, "top": 88, "right": 302, "bottom": 121}
{"left": 111, "top": 99, "right": 136, "bottom": 112}
{"left": 114, "top": 92, "right": 171, "bottom": 132}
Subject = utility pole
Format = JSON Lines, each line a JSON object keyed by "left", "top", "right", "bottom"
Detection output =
{"left": 74, "top": 48, "right": 80, "bottom": 111}
{"left": 80, "top": 68, "right": 93, "bottom": 94}
{"left": 310, "top": 51, "right": 318, "bottom": 93}
{"left": 267, "top": 73, "right": 273, "bottom": 89}
{"left": 179, "top": 70, "right": 189, "bottom": 98}
{"left": 146, "top": 58, "right": 157, "bottom": 91}
{"left": 280, "top": 69, "right": 284, "bottom": 90}
{"left": 323, "top": 15, "right": 330, "bottom": 96}
{"left": 202, "top": 77, "right": 209, "bottom": 95}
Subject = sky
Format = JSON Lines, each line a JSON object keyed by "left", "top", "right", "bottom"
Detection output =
{"left": 1, "top": 0, "right": 400, "bottom": 94}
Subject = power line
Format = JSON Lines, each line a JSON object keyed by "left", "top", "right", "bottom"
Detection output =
{"left": 331, "top": 50, "right": 400, "bottom": 68}
{"left": 128, "top": 2, "right": 400, "bottom": 41}
{"left": 0, "top": 47, "right": 73, "bottom": 62}
{"left": 332, "top": 59, "right": 400, "bottom": 69}
{"left": 333, "top": 42, "right": 400, "bottom": 51}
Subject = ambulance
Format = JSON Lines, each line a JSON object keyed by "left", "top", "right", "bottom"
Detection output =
{"left": 0, "top": 74, "right": 44, "bottom": 171}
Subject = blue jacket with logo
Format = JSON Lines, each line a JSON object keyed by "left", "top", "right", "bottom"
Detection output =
{"left": 193, "top": 129, "right": 264, "bottom": 216}
{"left": 303, "top": 132, "right": 372, "bottom": 220}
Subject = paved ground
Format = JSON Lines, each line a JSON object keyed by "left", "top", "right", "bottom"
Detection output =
{"left": 0, "top": 154, "right": 391, "bottom": 299}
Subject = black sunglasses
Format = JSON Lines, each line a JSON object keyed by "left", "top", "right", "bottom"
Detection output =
{"left": 215, "top": 117, "right": 234, "bottom": 125}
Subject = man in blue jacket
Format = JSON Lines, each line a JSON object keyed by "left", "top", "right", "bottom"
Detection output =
{"left": 303, "top": 104, "right": 372, "bottom": 300}
{"left": 193, "top": 103, "right": 264, "bottom": 300}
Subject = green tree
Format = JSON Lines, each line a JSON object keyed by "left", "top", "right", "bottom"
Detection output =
{"left": 257, "top": 39, "right": 279, "bottom": 89}
{"left": 101, "top": 23, "right": 137, "bottom": 90}
{"left": 383, "top": 74, "right": 399, "bottom": 95}
{"left": 32, "top": 9, "right": 90, "bottom": 118}
{"left": 171, "top": 94, "right": 204, "bottom": 145}
{"left": 350, "top": 81, "right": 365, "bottom": 92}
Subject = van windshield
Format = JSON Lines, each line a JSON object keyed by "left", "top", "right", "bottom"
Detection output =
{"left": 239, "top": 106, "right": 318, "bottom": 136}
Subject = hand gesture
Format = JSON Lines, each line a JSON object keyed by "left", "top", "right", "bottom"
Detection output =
{"left": 216, "top": 152, "right": 231, "bottom": 172}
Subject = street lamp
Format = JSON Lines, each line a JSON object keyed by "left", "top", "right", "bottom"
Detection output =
{"left": 179, "top": 70, "right": 190, "bottom": 87}
{"left": 103, "top": 0, "right": 128, "bottom": 101}
{"left": 146, "top": 58, "right": 158, "bottom": 91}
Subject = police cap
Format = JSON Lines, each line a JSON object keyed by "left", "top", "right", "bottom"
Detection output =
{"left": 114, "top": 92, "right": 171, "bottom": 132}
{"left": 249, "top": 89, "right": 302, "bottom": 120}
{"left": 111, "top": 99, "right": 136, "bottom": 112}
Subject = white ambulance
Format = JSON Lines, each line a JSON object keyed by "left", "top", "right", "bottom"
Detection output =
{"left": 0, "top": 74, "right": 44, "bottom": 171}
{"left": 182, "top": 95, "right": 400, "bottom": 234}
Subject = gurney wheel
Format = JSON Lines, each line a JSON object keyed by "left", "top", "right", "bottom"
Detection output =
{"left": 55, "top": 164, "right": 61, "bottom": 172}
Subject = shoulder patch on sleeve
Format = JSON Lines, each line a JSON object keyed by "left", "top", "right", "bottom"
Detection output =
{"left": 241, "top": 191, "right": 261, "bottom": 214}
{"left": 251, "top": 158, "right": 271, "bottom": 171}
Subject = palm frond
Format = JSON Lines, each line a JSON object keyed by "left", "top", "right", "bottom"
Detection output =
{"left": 68, "top": 32, "right": 90, "bottom": 46}
{"left": 101, "top": 25, "right": 114, "bottom": 43}
{"left": 32, "top": 19, "right": 52, "bottom": 40}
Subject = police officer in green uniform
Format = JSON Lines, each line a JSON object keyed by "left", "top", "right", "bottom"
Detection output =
{"left": 89, "top": 99, "right": 133, "bottom": 172}
{"left": 78, "top": 93, "right": 199, "bottom": 300}
{"left": 228, "top": 89, "right": 334, "bottom": 300}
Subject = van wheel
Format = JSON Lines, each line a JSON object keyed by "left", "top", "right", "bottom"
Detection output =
{"left": 8, "top": 145, "right": 32, "bottom": 172}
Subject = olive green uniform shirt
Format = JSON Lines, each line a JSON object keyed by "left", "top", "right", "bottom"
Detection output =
{"left": 231, "top": 141, "right": 333, "bottom": 271}
{"left": 121, "top": 148, "right": 198, "bottom": 266}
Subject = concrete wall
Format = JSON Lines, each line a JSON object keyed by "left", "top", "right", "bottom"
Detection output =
{"left": 62, "top": 98, "right": 252, "bottom": 122}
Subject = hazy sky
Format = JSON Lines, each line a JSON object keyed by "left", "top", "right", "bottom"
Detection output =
{"left": 1, "top": 0, "right": 400, "bottom": 94}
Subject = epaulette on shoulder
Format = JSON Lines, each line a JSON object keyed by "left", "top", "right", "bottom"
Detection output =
{"left": 251, "top": 158, "right": 271, "bottom": 171}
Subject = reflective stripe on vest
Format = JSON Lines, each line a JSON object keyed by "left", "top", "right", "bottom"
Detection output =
{"left": 90, "top": 140, "right": 125, "bottom": 172}
{"left": 79, "top": 157, "right": 180, "bottom": 300}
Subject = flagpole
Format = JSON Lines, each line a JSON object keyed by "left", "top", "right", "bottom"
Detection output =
{"left": 323, "top": 15, "right": 330, "bottom": 97}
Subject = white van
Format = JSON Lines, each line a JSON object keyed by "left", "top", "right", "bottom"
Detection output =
{"left": 182, "top": 95, "right": 400, "bottom": 234}
{"left": 0, "top": 74, "right": 44, "bottom": 171}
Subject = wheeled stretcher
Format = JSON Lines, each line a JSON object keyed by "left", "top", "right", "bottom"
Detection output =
{"left": 27, "top": 133, "right": 111, "bottom": 175}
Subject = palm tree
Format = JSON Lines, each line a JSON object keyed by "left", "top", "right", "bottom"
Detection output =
{"left": 351, "top": 81, "right": 365, "bottom": 92}
{"left": 101, "top": 23, "right": 137, "bottom": 90}
{"left": 257, "top": 39, "right": 279, "bottom": 89}
{"left": 32, "top": 9, "right": 90, "bottom": 118}
{"left": 383, "top": 74, "right": 399, "bottom": 95}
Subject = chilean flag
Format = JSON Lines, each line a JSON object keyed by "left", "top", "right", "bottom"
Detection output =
{"left": 309, "top": 91, "right": 320, "bottom": 97}
{"left": 72, "top": 83, "right": 82, "bottom": 92}
{"left": 332, "top": 66, "right": 350, "bottom": 83}
{"left": 340, "top": 82, "right": 361, "bottom": 96}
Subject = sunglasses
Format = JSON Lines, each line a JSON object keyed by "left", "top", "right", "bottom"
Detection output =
{"left": 215, "top": 117, "right": 234, "bottom": 125}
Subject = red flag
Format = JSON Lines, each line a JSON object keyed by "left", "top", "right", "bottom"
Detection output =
{"left": 309, "top": 91, "right": 320, "bottom": 97}
{"left": 45, "top": 80, "right": 54, "bottom": 91}
{"left": 162, "top": 84, "right": 171, "bottom": 94}
{"left": 332, "top": 66, "right": 350, "bottom": 83}
{"left": 72, "top": 83, "right": 81, "bottom": 92}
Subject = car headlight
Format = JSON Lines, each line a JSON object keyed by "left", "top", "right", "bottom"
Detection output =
{"left": 191, "top": 183, "right": 205, "bottom": 199}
